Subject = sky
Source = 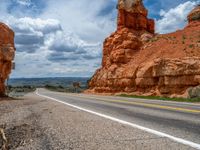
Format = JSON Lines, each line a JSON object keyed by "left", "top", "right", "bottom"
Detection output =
{"left": 0, "top": 0, "right": 199, "bottom": 78}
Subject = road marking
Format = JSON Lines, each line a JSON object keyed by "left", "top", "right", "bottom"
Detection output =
{"left": 36, "top": 90, "right": 200, "bottom": 150}
{"left": 97, "top": 95, "right": 200, "bottom": 106}
{"left": 64, "top": 93, "right": 200, "bottom": 114}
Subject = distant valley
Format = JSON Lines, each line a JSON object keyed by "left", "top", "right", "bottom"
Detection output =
{"left": 8, "top": 77, "right": 90, "bottom": 91}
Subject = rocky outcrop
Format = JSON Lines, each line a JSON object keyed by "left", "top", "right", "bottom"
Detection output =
{"left": 136, "top": 57, "right": 200, "bottom": 96}
{"left": 0, "top": 23, "right": 15, "bottom": 96}
{"left": 87, "top": 2, "right": 200, "bottom": 98}
{"left": 187, "top": 5, "right": 200, "bottom": 23}
{"left": 117, "top": 0, "right": 154, "bottom": 33}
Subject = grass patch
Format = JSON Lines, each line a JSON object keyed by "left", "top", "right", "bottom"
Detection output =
{"left": 6, "top": 86, "right": 36, "bottom": 98}
{"left": 182, "top": 35, "right": 186, "bottom": 40}
{"left": 189, "top": 44, "right": 194, "bottom": 48}
{"left": 119, "top": 94, "right": 200, "bottom": 103}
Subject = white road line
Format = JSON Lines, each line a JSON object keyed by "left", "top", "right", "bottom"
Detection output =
{"left": 36, "top": 90, "right": 200, "bottom": 150}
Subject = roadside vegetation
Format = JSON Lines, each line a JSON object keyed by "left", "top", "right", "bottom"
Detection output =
{"left": 119, "top": 94, "right": 200, "bottom": 103}
{"left": 6, "top": 86, "right": 36, "bottom": 97}
{"left": 8, "top": 77, "right": 89, "bottom": 95}
{"left": 44, "top": 84, "right": 87, "bottom": 93}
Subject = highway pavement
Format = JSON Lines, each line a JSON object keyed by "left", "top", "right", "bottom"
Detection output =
{"left": 36, "top": 88, "right": 200, "bottom": 149}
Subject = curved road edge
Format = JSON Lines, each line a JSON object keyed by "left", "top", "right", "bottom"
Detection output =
{"left": 36, "top": 88, "right": 200, "bottom": 150}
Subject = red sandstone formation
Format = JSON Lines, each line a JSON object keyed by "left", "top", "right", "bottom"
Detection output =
{"left": 87, "top": 1, "right": 200, "bottom": 98}
{"left": 187, "top": 5, "right": 200, "bottom": 23}
{"left": 0, "top": 23, "right": 15, "bottom": 96}
{"left": 117, "top": 0, "right": 154, "bottom": 33}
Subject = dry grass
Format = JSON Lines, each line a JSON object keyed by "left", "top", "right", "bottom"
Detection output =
{"left": 0, "top": 127, "right": 8, "bottom": 150}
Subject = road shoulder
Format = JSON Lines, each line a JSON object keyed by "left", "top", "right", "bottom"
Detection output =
{"left": 0, "top": 92, "right": 196, "bottom": 150}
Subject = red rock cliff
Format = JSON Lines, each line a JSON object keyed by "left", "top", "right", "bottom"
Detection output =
{"left": 117, "top": 0, "right": 154, "bottom": 33}
{"left": 0, "top": 23, "right": 15, "bottom": 96}
{"left": 87, "top": 3, "right": 200, "bottom": 98}
{"left": 187, "top": 5, "right": 200, "bottom": 23}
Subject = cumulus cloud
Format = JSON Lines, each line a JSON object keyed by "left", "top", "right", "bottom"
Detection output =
{"left": 7, "top": 0, "right": 46, "bottom": 17}
{"left": 47, "top": 52, "right": 79, "bottom": 62}
{"left": 16, "top": 44, "right": 40, "bottom": 53}
{"left": 0, "top": 0, "right": 116, "bottom": 77}
{"left": 11, "top": 17, "right": 62, "bottom": 54}
{"left": 15, "top": 34, "right": 44, "bottom": 45}
{"left": 40, "top": 0, "right": 116, "bottom": 43}
{"left": 156, "top": 1, "right": 197, "bottom": 33}
{"left": 9, "top": 17, "right": 62, "bottom": 34}
{"left": 15, "top": 0, "right": 32, "bottom": 6}
{"left": 47, "top": 32, "right": 102, "bottom": 62}
{"left": 48, "top": 31, "right": 82, "bottom": 53}
{"left": 1, "top": 0, "right": 198, "bottom": 78}
{"left": 4, "top": 17, "right": 62, "bottom": 53}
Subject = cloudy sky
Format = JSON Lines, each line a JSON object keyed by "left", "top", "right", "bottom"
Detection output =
{"left": 0, "top": 0, "right": 199, "bottom": 78}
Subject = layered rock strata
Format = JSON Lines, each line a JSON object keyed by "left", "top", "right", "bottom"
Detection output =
{"left": 88, "top": 2, "right": 200, "bottom": 98}
{"left": 0, "top": 23, "right": 15, "bottom": 96}
{"left": 117, "top": 0, "right": 154, "bottom": 33}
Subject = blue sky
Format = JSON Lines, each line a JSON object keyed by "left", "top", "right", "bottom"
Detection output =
{"left": 0, "top": 0, "right": 199, "bottom": 78}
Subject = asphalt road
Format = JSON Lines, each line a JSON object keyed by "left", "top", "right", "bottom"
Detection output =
{"left": 37, "top": 88, "right": 200, "bottom": 149}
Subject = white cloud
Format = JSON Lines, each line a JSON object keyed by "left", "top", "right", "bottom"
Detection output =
{"left": 156, "top": 1, "right": 197, "bottom": 33}
{"left": 4, "top": 16, "right": 62, "bottom": 54}
{"left": 15, "top": 0, "right": 32, "bottom": 6}
{"left": 40, "top": 0, "right": 116, "bottom": 43}
{"left": 8, "top": 17, "right": 62, "bottom": 34}
{"left": 1, "top": 15, "right": 102, "bottom": 77}
{"left": 2, "top": 0, "right": 198, "bottom": 78}
{"left": 0, "top": 0, "right": 114, "bottom": 78}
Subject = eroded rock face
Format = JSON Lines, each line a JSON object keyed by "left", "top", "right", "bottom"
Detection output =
{"left": 117, "top": 0, "right": 154, "bottom": 33}
{"left": 136, "top": 57, "right": 200, "bottom": 96}
{"left": 87, "top": 3, "right": 200, "bottom": 98}
{"left": 187, "top": 5, "right": 200, "bottom": 23}
{"left": 0, "top": 23, "right": 15, "bottom": 96}
{"left": 102, "top": 28, "right": 142, "bottom": 67}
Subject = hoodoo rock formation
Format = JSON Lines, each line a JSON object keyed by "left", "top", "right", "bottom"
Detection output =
{"left": 87, "top": 0, "right": 200, "bottom": 98}
{"left": 117, "top": 0, "right": 154, "bottom": 33}
{"left": 0, "top": 23, "right": 15, "bottom": 96}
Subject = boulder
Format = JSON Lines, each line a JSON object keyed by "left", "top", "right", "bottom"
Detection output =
{"left": 188, "top": 86, "right": 200, "bottom": 99}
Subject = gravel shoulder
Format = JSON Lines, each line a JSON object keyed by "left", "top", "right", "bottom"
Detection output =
{"left": 0, "top": 92, "right": 196, "bottom": 150}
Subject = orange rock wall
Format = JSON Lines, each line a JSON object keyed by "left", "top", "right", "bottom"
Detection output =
{"left": 0, "top": 23, "right": 15, "bottom": 96}
{"left": 187, "top": 5, "right": 200, "bottom": 23}
{"left": 87, "top": 2, "right": 200, "bottom": 98}
{"left": 117, "top": 9, "right": 154, "bottom": 33}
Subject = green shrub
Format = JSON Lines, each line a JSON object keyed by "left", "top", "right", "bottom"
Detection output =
{"left": 189, "top": 44, "right": 194, "bottom": 48}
